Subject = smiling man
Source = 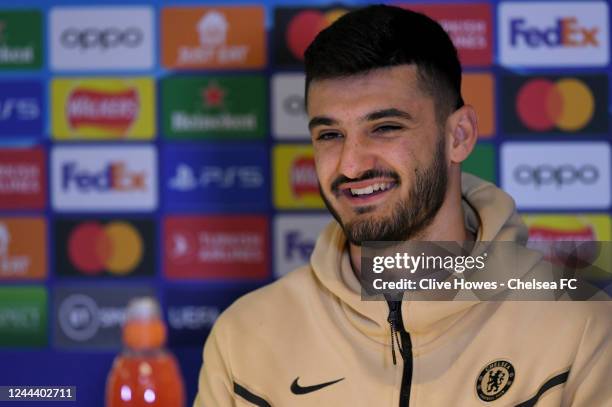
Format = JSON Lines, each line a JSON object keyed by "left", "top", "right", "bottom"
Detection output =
{"left": 195, "top": 5, "right": 610, "bottom": 406}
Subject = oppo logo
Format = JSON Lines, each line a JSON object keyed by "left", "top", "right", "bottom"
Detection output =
{"left": 514, "top": 164, "right": 599, "bottom": 187}
{"left": 61, "top": 27, "right": 143, "bottom": 49}
{"left": 283, "top": 94, "right": 305, "bottom": 116}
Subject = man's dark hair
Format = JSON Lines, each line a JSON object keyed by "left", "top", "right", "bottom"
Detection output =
{"left": 304, "top": 4, "right": 464, "bottom": 125}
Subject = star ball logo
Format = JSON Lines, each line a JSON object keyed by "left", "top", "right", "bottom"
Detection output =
{"left": 274, "top": 7, "right": 350, "bottom": 67}
{"left": 501, "top": 75, "right": 607, "bottom": 135}
{"left": 55, "top": 218, "right": 155, "bottom": 278}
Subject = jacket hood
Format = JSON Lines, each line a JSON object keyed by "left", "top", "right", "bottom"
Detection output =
{"left": 309, "top": 173, "right": 543, "bottom": 344}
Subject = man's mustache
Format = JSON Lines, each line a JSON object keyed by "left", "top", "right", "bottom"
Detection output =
{"left": 330, "top": 169, "right": 401, "bottom": 194}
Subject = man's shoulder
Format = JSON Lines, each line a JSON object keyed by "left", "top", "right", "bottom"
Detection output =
{"left": 212, "top": 264, "right": 320, "bottom": 335}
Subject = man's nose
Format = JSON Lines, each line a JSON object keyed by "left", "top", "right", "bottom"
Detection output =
{"left": 337, "top": 137, "right": 376, "bottom": 180}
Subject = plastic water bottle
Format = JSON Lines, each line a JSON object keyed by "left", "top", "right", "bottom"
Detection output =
{"left": 106, "top": 297, "right": 185, "bottom": 407}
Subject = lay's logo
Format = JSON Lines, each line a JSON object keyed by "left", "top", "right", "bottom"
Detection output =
{"left": 499, "top": 2, "right": 609, "bottom": 67}
{"left": 291, "top": 156, "right": 318, "bottom": 198}
{"left": 273, "top": 144, "right": 324, "bottom": 209}
{"left": 67, "top": 88, "right": 138, "bottom": 134}
{"left": 523, "top": 214, "right": 611, "bottom": 277}
{"left": 52, "top": 77, "right": 155, "bottom": 140}
{"left": 528, "top": 225, "right": 595, "bottom": 241}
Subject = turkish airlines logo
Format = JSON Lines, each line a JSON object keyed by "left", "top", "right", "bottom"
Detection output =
{"left": 291, "top": 156, "right": 318, "bottom": 197}
{"left": 60, "top": 27, "right": 143, "bottom": 50}
{"left": 0, "top": 148, "right": 46, "bottom": 210}
{"left": 164, "top": 216, "right": 269, "bottom": 280}
{"left": 407, "top": 3, "right": 493, "bottom": 66}
{"left": 66, "top": 87, "right": 139, "bottom": 133}
{"left": 499, "top": 2, "right": 609, "bottom": 66}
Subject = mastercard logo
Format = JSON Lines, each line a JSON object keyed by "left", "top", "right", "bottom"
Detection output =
{"left": 68, "top": 221, "right": 143, "bottom": 275}
{"left": 515, "top": 78, "right": 594, "bottom": 132}
{"left": 286, "top": 9, "right": 348, "bottom": 61}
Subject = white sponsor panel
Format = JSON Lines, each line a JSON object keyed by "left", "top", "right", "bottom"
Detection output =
{"left": 499, "top": 2, "right": 609, "bottom": 66}
{"left": 272, "top": 73, "right": 309, "bottom": 140}
{"left": 51, "top": 145, "right": 157, "bottom": 211}
{"left": 501, "top": 142, "right": 611, "bottom": 209}
{"left": 50, "top": 6, "right": 154, "bottom": 71}
{"left": 274, "top": 214, "right": 333, "bottom": 278}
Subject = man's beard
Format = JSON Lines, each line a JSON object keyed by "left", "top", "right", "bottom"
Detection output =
{"left": 321, "top": 135, "right": 448, "bottom": 245}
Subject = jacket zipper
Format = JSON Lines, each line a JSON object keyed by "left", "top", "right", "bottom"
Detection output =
{"left": 387, "top": 301, "right": 413, "bottom": 407}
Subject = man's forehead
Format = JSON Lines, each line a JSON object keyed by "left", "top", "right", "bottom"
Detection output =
{"left": 309, "top": 64, "right": 420, "bottom": 91}
{"left": 306, "top": 65, "right": 427, "bottom": 118}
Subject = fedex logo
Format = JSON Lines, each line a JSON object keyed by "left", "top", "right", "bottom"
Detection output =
{"left": 62, "top": 162, "right": 146, "bottom": 192}
{"left": 510, "top": 18, "right": 598, "bottom": 48}
{"left": 284, "top": 230, "right": 315, "bottom": 261}
{"left": 52, "top": 146, "right": 157, "bottom": 212}
{"left": 274, "top": 214, "right": 332, "bottom": 278}
{"left": 499, "top": 2, "right": 609, "bottom": 67}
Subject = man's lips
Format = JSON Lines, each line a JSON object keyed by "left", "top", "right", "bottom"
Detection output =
{"left": 336, "top": 179, "right": 398, "bottom": 204}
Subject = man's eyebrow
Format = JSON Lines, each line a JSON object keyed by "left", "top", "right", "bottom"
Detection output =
{"left": 308, "top": 116, "right": 338, "bottom": 131}
{"left": 364, "top": 108, "right": 414, "bottom": 122}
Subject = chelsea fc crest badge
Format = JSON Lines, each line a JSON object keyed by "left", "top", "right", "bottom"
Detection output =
{"left": 476, "top": 360, "right": 515, "bottom": 402}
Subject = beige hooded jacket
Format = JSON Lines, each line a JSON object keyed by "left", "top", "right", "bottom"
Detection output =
{"left": 194, "top": 174, "right": 611, "bottom": 406}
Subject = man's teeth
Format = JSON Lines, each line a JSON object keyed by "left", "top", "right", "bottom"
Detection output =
{"left": 350, "top": 183, "right": 392, "bottom": 196}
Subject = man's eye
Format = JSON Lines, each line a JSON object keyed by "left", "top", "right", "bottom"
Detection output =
{"left": 317, "top": 132, "right": 342, "bottom": 141}
{"left": 373, "top": 125, "right": 402, "bottom": 133}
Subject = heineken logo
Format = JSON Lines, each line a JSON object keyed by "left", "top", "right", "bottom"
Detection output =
{"left": 0, "top": 11, "right": 42, "bottom": 68}
{"left": 202, "top": 83, "right": 225, "bottom": 107}
{"left": 162, "top": 76, "right": 265, "bottom": 139}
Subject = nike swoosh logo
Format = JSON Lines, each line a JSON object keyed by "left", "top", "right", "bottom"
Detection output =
{"left": 290, "top": 377, "right": 345, "bottom": 395}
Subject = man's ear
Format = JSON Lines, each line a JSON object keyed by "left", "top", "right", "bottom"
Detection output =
{"left": 446, "top": 105, "right": 478, "bottom": 164}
